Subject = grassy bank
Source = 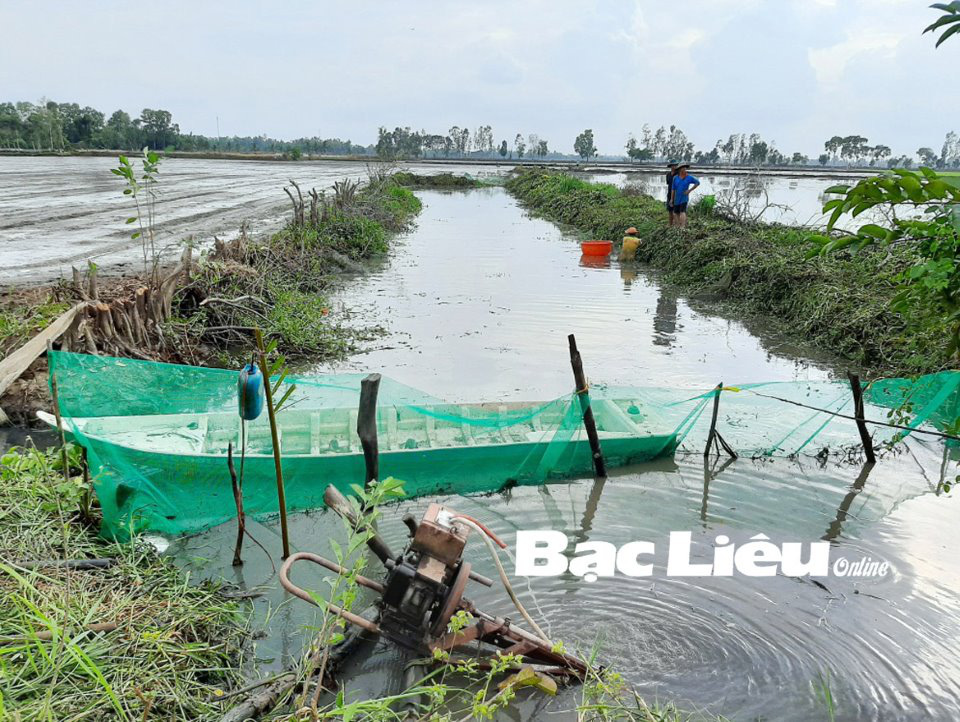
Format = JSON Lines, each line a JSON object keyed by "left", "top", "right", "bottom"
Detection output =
{"left": 506, "top": 169, "right": 948, "bottom": 376}
{"left": 178, "top": 174, "right": 422, "bottom": 363}
{"left": 0, "top": 445, "right": 248, "bottom": 720}
{"left": 0, "top": 290, "right": 70, "bottom": 359}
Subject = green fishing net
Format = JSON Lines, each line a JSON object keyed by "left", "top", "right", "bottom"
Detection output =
{"left": 45, "top": 351, "right": 960, "bottom": 540}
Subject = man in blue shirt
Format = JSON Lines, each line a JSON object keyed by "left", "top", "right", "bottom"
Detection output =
{"left": 669, "top": 163, "right": 700, "bottom": 228}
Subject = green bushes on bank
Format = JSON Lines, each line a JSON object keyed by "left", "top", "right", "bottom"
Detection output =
{"left": 506, "top": 169, "right": 949, "bottom": 375}
{"left": 391, "top": 171, "right": 485, "bottom": 190}
{"left": 180, "top": 177, "right": 421, "bottom": 361}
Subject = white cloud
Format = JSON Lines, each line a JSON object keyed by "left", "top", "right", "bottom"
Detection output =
{"left": 0, "top": 0, "right": 955, "bottom": 157}
{"left": 808, "top": 30, "right": 902, "bottom": 86}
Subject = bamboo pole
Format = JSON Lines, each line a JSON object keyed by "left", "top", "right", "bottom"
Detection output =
{"left": 46, "top": 341, "right": 70, "bottom": 486}
{"left": 847, "top": 372, "right": 876, "bottom": 464}
{"left": 228, "top": 442, "right": 245, "bottom": 566}
{"left": 704, "top": 383, "right": 737, "bottom": 459}
{"left": 357, "top": 373, "right": 381, "bottom": 486}
{"left": 567, "top": 334, "right": 606, "bottom": 478}
{"left": 253, "top": 328, "right": 290, "bottom": 559}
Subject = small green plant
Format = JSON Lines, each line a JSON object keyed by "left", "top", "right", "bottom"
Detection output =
{"left": 815, "top": 670, "right": 837, "bottom": 722}
{"left": 112, "top": 147, "right": 163, "bottom": 280}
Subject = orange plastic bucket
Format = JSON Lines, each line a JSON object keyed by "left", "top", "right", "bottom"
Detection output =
{"left": 580, "top": 240, "right": 612, "bottom": 257}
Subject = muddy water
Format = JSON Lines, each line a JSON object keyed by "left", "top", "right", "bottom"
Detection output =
{"left": 171, "top": 189, "right": 959, "bottom": 720}
{"left": 321, "top": 188, "right": 831, "bottom": 398}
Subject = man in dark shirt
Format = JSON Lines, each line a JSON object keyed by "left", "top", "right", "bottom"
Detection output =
{"left": 665, "top": 160, "right": 678, "bottom": 224}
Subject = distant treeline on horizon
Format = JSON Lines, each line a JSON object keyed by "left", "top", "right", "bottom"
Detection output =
{"left": 1, "top": 99, "right": 958, "bottom": 169}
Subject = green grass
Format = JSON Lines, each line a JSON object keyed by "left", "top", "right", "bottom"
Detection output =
{"left": 178, "top": 176, "right": 422, "bottom": 363}
{"left": 0, "top": 295, "right": 70, "bottom": 357}
{"left": 0, "top": 445, "right": 249, "bottom": 720}
{"left": 390, "top": 171, "right": 485, "bottom": 190}
{"left": 506, "top": 169, "right": 951, "bottom": 376}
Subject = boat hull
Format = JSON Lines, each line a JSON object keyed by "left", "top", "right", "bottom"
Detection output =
{"left": 70, "top": 428, "right": 678, "bottom": 539}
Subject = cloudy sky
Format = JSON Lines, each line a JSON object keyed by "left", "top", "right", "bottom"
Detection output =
{"left": 1, "top": 0, "right": 955, "bottom": 157}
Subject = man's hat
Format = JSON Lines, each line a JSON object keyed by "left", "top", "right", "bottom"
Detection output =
{"left": 677, "top": 162, "right": 691, "bottom": 170}
{"left": 667, "top": 159, "right": 679, "bottom": 166}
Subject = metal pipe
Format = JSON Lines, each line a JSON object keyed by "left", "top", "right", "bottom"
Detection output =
{"left": 279, "top": 552, "right": 381, "bottom": 634}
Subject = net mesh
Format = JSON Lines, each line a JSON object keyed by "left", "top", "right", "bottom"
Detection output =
{"left": 46, "top": 351, "right": 960, "bottom": 540}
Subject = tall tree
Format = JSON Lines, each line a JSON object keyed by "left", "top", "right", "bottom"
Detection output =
{"left": 514, "top": 133, "right": 525, "bottom": 158}
{"left": 917, "top": 146, "right": 939, "bottom": 166}
{"left": 574, "top": 129, "right": 596, "bottom": 160}
{"left": 824, "top": 135, "right": 844, "bottom": 160}
{"left": 137, "top": 108, "right": 179, "bottom": 150}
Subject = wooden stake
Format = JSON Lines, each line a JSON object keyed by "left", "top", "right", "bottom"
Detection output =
{"left": 567, "top": 334, "right": 606, "bottom": 478}
{"left": 87, "top": 260, "right": 98, "bottom": 301}
{"left": 228, "top": 442, "right": 245, "bottom": 566}
{"left": 357, "top": 373, "right": 381, "bottom": 487}
{"left": 46, "top": 341, "right": 70, "bottom": 486}
{"left": 254, "top": 328, "right": 290, "bottom": 559}
{"left": 847, "top": 372, "right": 876, "bottom": 464}
{"left": 704, "top": 383, "right": 737, "bottom": 459}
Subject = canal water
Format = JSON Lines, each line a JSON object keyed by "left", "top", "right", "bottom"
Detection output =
{"left": 170, "top": 188, "right": 959, "bottom": 721}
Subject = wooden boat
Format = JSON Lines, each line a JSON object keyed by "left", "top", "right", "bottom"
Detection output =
{"left": 38, "top": 397, "right": 678, "bottom": 538}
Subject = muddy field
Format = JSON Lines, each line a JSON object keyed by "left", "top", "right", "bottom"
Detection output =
{"left": 0, "top": 156, "right": 508, "bottom": 285}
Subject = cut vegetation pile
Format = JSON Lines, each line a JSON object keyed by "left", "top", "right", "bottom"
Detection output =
{"left": 0, "top": 445, "right": 248, "bottom": 720}
{"left": 507, "top": 169, "right": 948, "bottom": 376}
{"left": 391, "top": 171, "right": 488, "bottom": 189}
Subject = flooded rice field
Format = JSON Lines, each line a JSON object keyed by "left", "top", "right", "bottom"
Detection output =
{"left": 0, "top": 156, "right": 507, "bottom": 285}
{"left": 2, "top": 156, "right": 857, "bottom": 285}
{"left": 171, "top": 189, "right": 958, "bottom": 720}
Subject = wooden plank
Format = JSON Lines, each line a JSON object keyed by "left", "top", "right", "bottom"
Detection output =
{"left": 314, "top": 412, "right": 324, "bottom": 454}
{"left": 0, "top": 304, "right": 82, "bottom": 399}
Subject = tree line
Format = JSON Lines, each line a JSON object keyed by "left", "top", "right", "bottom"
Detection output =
{"left": 375, "top": 126, "right": 550, "bottom": 160}
{"left": 0, "top": 100, "right": 370, "bottom": 156}
{"left": 2, "top": 99, "right": 958, "bottom": 169}
{"left": 620, "top": 125, "right": 960, "bottom": 169}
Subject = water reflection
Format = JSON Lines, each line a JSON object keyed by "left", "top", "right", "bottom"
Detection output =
{"left": 823, "top": 462, "right": 874, "bottom": 541}
{"left": 274, "top": 189, "right": 960, "bottom": 719}
{"left": 578, "top": 254, "right": 610, "bottom": 269}
{"left": 701, "top": 455, "right": 736, "bottom": 524}
{"left": 653, "top": 291, "right": 679, "bottom": 348}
